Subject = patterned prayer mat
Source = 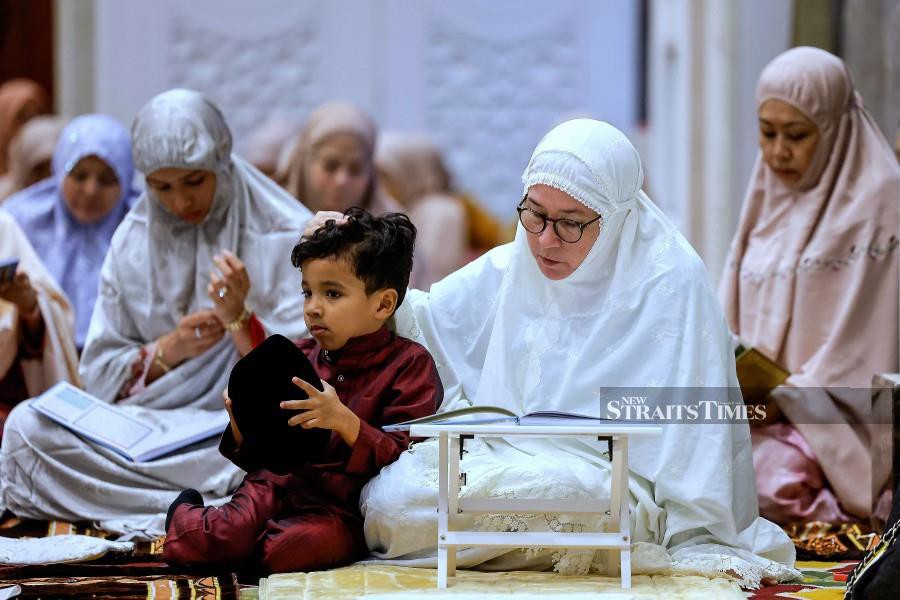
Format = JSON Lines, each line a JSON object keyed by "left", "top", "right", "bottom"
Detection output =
{"left": 0, "top": 573, "right": 239, "bottom": 599}
{"left": 744, "top": 561, "right": 857, "bottom": 599}
{"left": 0, "top": 514, "right": 165, "bottom": 558}
{"left": 258, "top": 564, "right": 747, "bottom": 599}
{"left": 0, "top": 514, "right": 251, "bottom": 598}
{"left": 0, "top": 514, "right": 862, "bottom": 599}
{"left": 784, "top": 521, "right": 880, "bottom": 562}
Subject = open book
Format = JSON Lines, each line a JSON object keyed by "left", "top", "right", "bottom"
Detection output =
{"left": 30, "top": 382, "right": 228, "bottom": 462}
{"left": 735, "top": 344, "right": 790, "bottom": 404}
{"left": 383, "top": 405, "right": 606, "bottom": 432}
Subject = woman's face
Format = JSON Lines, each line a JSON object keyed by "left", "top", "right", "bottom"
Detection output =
{"left": 305, "top": 132, "right": 371, "bottom": 211}
{"left": 145, "top": 168, "right": 217, "bottom": 224}
{"left": 523, "top": 184, "right": 601, "bottom": 280}
{"left": 758, "top": 99, "right": 820, "bottom": 186}
{"left": 61, "top": 155, "right": 122, "bottom": 224}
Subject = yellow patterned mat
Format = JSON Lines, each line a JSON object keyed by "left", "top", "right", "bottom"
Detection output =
{"left": 258, "top": 564, "right": 745, "bottom": 599}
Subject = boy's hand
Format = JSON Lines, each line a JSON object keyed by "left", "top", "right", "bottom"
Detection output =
{"left": 223, "top": 388, "right": 243, "bottom": 447}
{"left": 282, "top": 377, "right": 360, "bottom": 447}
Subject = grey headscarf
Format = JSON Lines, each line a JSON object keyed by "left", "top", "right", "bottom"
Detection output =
{"left": 80, "top": 89, "right": 311, "bottom": 403}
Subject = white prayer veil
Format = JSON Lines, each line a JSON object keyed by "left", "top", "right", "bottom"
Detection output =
{"left": 381, "top": 119, "right": 797, "bottom": 585}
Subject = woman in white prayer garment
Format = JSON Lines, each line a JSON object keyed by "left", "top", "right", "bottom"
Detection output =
{"left": 0, "top": 89, "right": 311, "bottom": 539}
{"left": 348, "top": 119, "right": 801, "bottom": 588}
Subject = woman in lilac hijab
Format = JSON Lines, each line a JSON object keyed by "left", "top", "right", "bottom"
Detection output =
{"left": 4, "top": 114, "right": 139, "bottom": 350}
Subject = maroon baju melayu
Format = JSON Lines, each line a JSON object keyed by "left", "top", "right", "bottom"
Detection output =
{"left": 162, "top": 325, "right": 441, "bottom": 573}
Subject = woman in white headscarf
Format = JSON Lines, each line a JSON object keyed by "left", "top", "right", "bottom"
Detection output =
{"left": 351, "top": 120, "right": 799, "bottom": 587}
{"left": 0, "top": 89, "right": 311, "bottom": 538}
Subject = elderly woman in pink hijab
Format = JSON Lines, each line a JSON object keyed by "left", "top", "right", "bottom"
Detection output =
{"left": 278, "top": 101, "right": 399, "bottom": 215}
{"left": 719, "top": 47, "right": 899, "bottom": 524}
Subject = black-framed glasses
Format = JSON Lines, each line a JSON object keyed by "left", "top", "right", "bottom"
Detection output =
{"left": 516, "top": 196, "right": 602, "bottom": 243}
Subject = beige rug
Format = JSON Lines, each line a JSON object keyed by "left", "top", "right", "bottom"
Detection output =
{"left": 258, "top": 564, "right": 745, "bottom": 599}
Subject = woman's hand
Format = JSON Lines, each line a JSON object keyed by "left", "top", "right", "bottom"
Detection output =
{"left": 282, "top": 377, "right": 360, "bottom": 447}
{"left": 223, "top": 388, "right": 243, "bottom": 447}
{"left": 302, "top": 211, "right": 346, "bottom": 238}
{"left": 158, "top": 309, "right": 225, "bottom": 366}
{"left": 0, "top": 271, "right": 38, "bottom": 315}
{"left": 207, "top": 250, "right": 250, "bottom": 325}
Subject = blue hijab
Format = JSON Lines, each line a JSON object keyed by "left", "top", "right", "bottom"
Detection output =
{"left": 4, "top": 114, "right": 138, "bottom": 348}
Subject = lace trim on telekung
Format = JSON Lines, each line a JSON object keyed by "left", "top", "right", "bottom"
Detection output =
{"left": 524, "top": 173, "right": 609, "bottom": 217}
{"left": 730, "top": 235, "right": 898, "bottom": 282}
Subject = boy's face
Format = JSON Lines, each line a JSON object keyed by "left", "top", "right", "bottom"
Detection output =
{"left": 301, "top": 256, "right": 394, "bottom": 351}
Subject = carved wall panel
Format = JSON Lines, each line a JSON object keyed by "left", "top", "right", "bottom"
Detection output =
{"left": 166, "top": 17, "right": 323, "bottom": 145}
{"left": 91, "top": 0, "right": 638, "bottom": 217}
{"left": 423, "top": 12, "right": 581, "bottom": 212}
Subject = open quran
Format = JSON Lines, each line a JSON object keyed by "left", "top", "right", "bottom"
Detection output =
{"left": 384, "top": 405, "right": 605, "bottom": 432}
{"left": 31, "top": 382, "right": 227, "bottom": 462}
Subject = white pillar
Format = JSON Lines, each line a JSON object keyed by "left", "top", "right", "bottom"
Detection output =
{"left": 54, "top": 0, "right": 96, "bottom": 117}
{"left": 648, "top": 0, "right": 791, "bottom": 286}
{"left": 697, "top": 0, "right": 737, "bottom": 282}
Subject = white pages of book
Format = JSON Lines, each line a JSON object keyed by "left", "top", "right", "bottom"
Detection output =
{"left": 514, "top": 411, "right": 607, "bottom": 426}
{"left": 30, "top": 382, "right": 228, "bottom": 462}
{"left": 384, "top": 408, "right": 606, "bottom": 432}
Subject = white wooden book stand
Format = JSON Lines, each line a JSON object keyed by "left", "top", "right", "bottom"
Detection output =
{"left": 409, "top": 422, "right": 663, "bottom": 589}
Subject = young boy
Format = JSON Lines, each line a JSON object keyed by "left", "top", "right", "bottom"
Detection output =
{"left": 162, "top": 208, "right": 441, "bottom": 574}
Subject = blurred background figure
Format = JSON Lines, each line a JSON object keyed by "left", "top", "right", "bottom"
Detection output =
{"left": 719, "top": 47, "right": 899, "bottom": 525}
{"left": 244, "top": 116, "right": 301, "bottom": 182}
{"left": 0, "top": 115, "right": 67, "bottom": 202}
{"left": 0, "top": 210, "right": 79, "bottom": 434}
{"left": 0, "top": 79, "right": 49, "bottom": 180}
{"left": 3, "top": 114, "right": 139, "bottom": 352}
{"left": 377, "top": 132, "right": 510, "bottom": 285}
{"left": 895, "top": 123, "right": 900, "bottom": 163}
{"left": 279, "top": 101, "right": 399, "bottom": 215}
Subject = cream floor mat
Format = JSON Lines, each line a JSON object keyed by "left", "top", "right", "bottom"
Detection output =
{"left": 258, "top": 564, "right": 745, "bottom": 599}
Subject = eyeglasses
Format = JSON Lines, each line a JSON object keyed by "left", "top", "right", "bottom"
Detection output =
{"left": 516, "top": 196, "right": 602, "bottom": 243}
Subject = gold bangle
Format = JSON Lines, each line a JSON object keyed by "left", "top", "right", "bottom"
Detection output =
{"left": 155, "top": 344, "right": 172, "bottom": 373}
{"left": 224, "top": 307, "right": 251, "bottom": 332}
